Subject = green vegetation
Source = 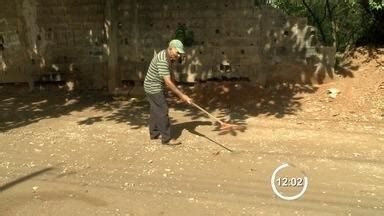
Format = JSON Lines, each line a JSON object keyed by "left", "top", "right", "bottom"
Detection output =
{"left": 269, "top": 0, "right": 384, "bottom": 54}
{"left": 173, "top": 23, "right": 194, "bottom": 47}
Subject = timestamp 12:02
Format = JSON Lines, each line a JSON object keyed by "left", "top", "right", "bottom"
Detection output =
{"left": 276, "top": 177, "right": 305, "bottom": 187}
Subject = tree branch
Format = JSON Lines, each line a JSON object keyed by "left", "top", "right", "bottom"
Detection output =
{"left": 326, "top": 0, "right": 337, "bottom": 48}
{"left": 320, "top": 1, "right": 328, "bottom": 23}
{"left": 301, "top": 0, "right": 328, "bottom": 44}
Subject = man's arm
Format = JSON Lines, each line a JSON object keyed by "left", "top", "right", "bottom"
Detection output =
{"left": 163, "top": 75, "right": 192, "bottom": 104}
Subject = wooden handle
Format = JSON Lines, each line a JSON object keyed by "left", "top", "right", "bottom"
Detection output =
{"left": 191, "top": 102, "right": 225, "bottom": 124}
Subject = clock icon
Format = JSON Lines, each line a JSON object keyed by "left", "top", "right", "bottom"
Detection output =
{"left": 271, "top": 163, "right": 309, "bottom": 201}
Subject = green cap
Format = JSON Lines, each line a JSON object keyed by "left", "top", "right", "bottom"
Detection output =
{"left": 169, "top": 39, "right": 185, "bottom": 54}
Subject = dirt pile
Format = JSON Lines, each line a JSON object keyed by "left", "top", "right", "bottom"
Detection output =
{"left": 298, "top": 48, "right": 384, "bottom": 121}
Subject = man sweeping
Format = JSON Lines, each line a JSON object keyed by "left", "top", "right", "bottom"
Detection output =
{"left": 144, "top": 39, "right": 192, "bottom": 145}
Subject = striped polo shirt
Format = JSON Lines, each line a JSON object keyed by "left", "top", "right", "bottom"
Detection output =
{"left": 144, "top": 49, "right": 170, "bottom": 94}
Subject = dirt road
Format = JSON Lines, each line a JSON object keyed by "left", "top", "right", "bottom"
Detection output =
{"left": 1, "top": 97, "right": 383, "bottom": 215}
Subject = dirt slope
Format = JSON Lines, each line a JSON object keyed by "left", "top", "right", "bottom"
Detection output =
{"left": 0, "top": 48, "right": 383, "bottom": 215}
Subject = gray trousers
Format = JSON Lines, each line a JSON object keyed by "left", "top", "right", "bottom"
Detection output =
{"left": 146, "top": 92, "right": 171, "bottom": 143}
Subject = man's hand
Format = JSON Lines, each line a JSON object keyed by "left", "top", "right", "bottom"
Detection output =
{"left": 181, "top": 94, "right": 193, "bottom": 104}
{"left": 164, "top": 75, "right": 193, "bottom": 104}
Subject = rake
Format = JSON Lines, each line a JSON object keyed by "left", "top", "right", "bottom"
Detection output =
{"left": 191, "top": 102, "right": 245, "bottom": 131}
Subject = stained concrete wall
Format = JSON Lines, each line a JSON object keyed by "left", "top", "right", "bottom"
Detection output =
{"left": 118, "top": 0, "right": 335, "bottom": 85}
{"left": 0, "top": 0, "right": 108, "bottom": 89}
{"left": 0, "top": 0, "right": 335, "bottom": 89}
{"left": 0, "top": 1, "right": 27, "bottom": 83}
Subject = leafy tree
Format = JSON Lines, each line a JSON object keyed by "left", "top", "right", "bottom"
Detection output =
{"left": 357, "top": 0, "right": 384, "bottom": 46}
{"left": 173, "top": 23, "right": 194, "bottom": 47}
{"left": 270, "top": 0, "right": 369, "bottom": 55}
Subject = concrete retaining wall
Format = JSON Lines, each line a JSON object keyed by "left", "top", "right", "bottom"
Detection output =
{"left": 0, "top": 0, "right": 335, "bottom": 89}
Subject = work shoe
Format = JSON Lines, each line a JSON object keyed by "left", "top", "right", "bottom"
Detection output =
{"left": 162, "top": 139, "right": 182, "bottom": 146}
{"left": 150, "top": 134, "right": 162, "bottom": 140}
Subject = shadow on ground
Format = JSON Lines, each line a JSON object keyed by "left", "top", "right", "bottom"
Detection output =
{"left": 0, "top": 167, "right": 54, "bottom": 192}
{"left": 168, "top": 81, "right": 319, "bottom": 136}
{"left": 0, "top": 86, "right": 150, "bottom": 132}
{"left": 172, "top": 120, "right": 235, "bottom": 152}
{"left": 1, "top": 81, "right": 319, "bottom": 136}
